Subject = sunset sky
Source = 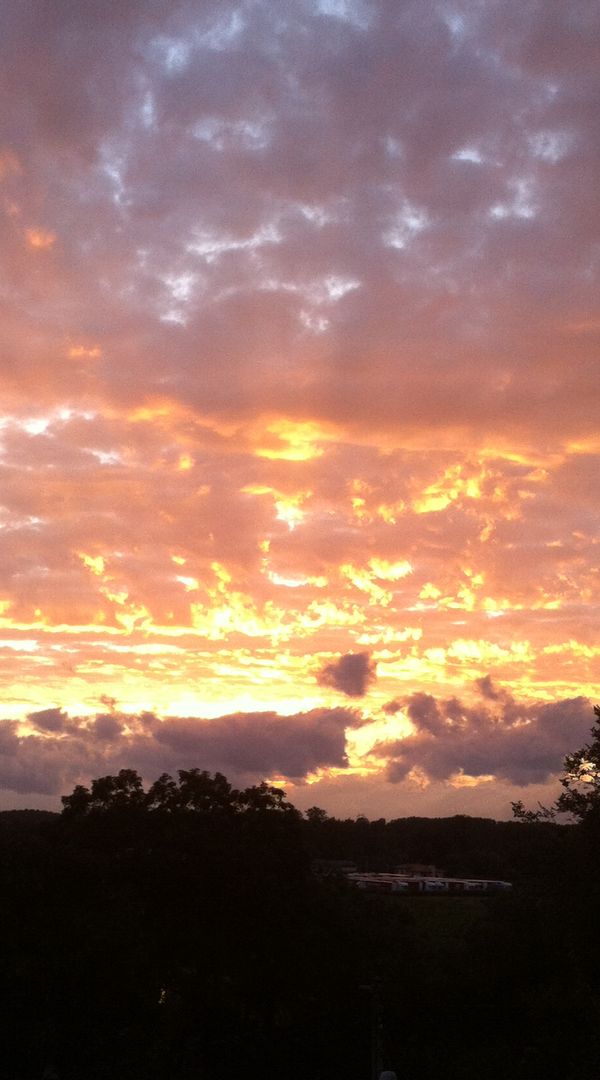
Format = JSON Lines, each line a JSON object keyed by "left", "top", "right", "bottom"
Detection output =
{"left": 1, "top": 0, "right": 599, "bottom": 816}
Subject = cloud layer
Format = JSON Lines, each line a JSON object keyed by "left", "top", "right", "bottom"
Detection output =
{"left": 0, "top": 0, "right": 598, "bottom": 810}
{"left": 0, "top": 705, "right": 359, "bottom": 797}
{"left": 0, "top": 685, "right": 591, "bottom": 811}
{"left": 380, "top": 680, "right": 593, "bottom": 787}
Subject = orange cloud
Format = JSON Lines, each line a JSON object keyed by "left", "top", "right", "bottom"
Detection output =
{"left": 25, "top": 227, "right": 57, "bottom": 249}
{"left": 0, "top": 149, "right": 21, "bottom": 180}
{"left": 1, "top": 0, "right": 599, "bottom": 817}
{"left": 68, "top": 344, "right": 102, "bottom": 359}
{"left": 253, "top": 419, "right": 332, "bottom": 461}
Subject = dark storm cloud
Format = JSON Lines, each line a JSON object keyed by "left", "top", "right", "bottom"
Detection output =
{"left": 0, "top": 706, "right": 358, "bottom": 797}
{"left": 317, "top": 652, "right": 376, "bottom": 697}
{"left": 380, "top": 681, "right": 593, "bottom": 786}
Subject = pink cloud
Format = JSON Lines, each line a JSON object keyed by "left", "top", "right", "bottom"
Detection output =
{"left": 0, "top": 0, "right": 598, "bottom": 813}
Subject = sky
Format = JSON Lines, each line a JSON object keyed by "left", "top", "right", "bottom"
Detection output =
{"left": 0, "top": 0, "right": 599, "bottom": 817}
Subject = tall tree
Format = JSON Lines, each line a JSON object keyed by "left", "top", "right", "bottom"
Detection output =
{"left": 513, "top": 705, "right": 600, "bottom": 823}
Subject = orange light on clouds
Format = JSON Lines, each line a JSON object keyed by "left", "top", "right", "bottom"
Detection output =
{"left": 0, "top": 148, "right": 21, "bottom": 179}
{"left": 369, "top": 559, "right": 413, "bottom": 581}
{"left": 242, "top": 483, "right": 312, "bottom": 531}
{"left": 78, "top": 553, "right": 106, "bottom": 576}
{"left": 412, "top": 463, "right": 483, "bottom": 514}
{"left": 254, "top": 419, "right": 331, "bottom": 460}
{"left": 68, "top": 344, "right": 102, "bottom": 359}
{"left": 448, "top": 771, "right": 496, "bottom": 789}
{"left": 2, "top": 0, "right": 600, "bottom": 817}
{"left": 126, "top": 400, "right": 187, "bottom": 424}
{"left": 25, "top": 227, "right": 57, "bottom": 249}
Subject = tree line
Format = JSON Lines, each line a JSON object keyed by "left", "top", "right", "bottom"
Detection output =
{"left": 61, "top": 767, "right": 298, "bottom": 817}
{"left": 2, "top": 707, "right": 600, "bottom": 1079}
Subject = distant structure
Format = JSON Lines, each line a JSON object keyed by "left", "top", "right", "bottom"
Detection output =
{"left": 395, "top": 862, "right": 443, "bottom": 877}
{"left": 311, "top": 860, "right": 512, "bottom": 895}
{"left": 348, "top": 872, "right": 512, "bottom": 895}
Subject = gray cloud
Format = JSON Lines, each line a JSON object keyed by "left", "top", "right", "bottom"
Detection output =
{"left": 27, "top": 707, "right": 69, "bottom": 733}
{"left": 380, "top": 681, "right": 593, "bottom": 786}
{"left": 382, "top": 698, "right": 402, "bottom": 715}
{"left": 92, "top": 714, "right": 125, "bottom": 741}
{"left": 0, "top": 705, "right": 358, "bottom": 797}
{"left": 0, "top": 0, "right": 597, "bottom": 813}
{"left": 317, "top": 652, "right": 376, "bottom": 697}
{"left": 0, "top": 0, "right": 597, "bottom": 440}
{"left": 152, "top": 707, "right": 356, "bottom": 777}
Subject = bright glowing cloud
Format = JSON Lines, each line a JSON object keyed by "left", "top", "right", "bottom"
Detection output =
{"left": 0, "top": 0, "right": 598, "bottom": 816}
{"left": 25, "top": 227, "right": 57, "bottom": 249}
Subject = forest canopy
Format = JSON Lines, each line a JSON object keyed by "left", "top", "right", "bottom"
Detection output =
{"left": 60, "top": 767, "right": 297, "bottom": 817}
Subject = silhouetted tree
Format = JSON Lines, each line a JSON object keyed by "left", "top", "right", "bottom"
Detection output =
{"left": 61, "top": 769, "right": 302, "bottom": 821}
{"left": 174, "top": 767, "right": 238, "bottom": 813}
{"left": 145, "top": 770, "right": 180, "bottom": 811}
{"left": 513, "top": 704, "right": 600, "bottom": 824}
{"left": 236, "top": 779, "right": 299, "bottom": 815}
{"left": 61, "top": 782, "right": 93, "bottom": 817}
{"left": 61, "top": 768, "right": 145, "bottom": 815}
{"left": 554, "top": 704, "right": 600, "bottom": 823}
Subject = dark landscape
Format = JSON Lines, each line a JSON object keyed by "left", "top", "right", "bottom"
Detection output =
{"left": 4, "top": 710, "right": 600, "bottom": 1079}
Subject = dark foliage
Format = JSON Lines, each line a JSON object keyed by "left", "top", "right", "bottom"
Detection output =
{"left": 1, "top": 747, "right": 599, "bottom": 1079}
{"left": 61, "top": 767, "right": 297, "bottom": 819}
{"left": 513, "top": 705, "right": 600, "bottom": 825}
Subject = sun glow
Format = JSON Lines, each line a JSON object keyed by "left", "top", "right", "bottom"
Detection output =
{"left": 254, "top": 419, "right": 332, "bottom": 460}
{"left": 2, "top": 0, "right": 599, "bottom": 817}
{"left": 68, "top": 344, "right": 102, "bottom": 359}
{"left": 26, "top": 227, "right": 57, "bottom": 249}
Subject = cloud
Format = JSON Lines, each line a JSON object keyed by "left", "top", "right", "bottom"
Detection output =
{"left": 152, "top": 706, "right": 356, "bottom": 777}
{"left": 0, "top": 0, "right": 597, "bottom": 441}
{"left": 0, "top": 0, "right": 597, "bottom": 816}
{"left": 27, "top": 707, "right": 69, "bottom": 733}
{"left": 0, "top": 705, "right": 359, "bottom": 797}
{"left": 379, "top": 681, "right": 593, "bottom": 787}
{"left": 382, "top": 698, "right": 402, "bottom": 715}
{"left": 317, "top": 652, "right": 376, "bottom": 697}
{"left": 92, "top": 714, "right": 125, "bottom": 741}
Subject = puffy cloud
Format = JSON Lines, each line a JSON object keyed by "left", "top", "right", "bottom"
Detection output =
{"left": 27, "top": 707, "right": 68, "bottom": 733}
{"left": 0, "top": 686, "right": 594, "bottom": 814}
{"left": 0, "top": 705, "right": 358, "bottom": 797}
{"left": 382, "top": 698, "right": 402, "bottom": 715}
{"left": 317, "top": 652, "right": 377, "bottom": 697}
{"left": 0, "top": 0, "right": 597, "bottom": 440}
{"left": 0, "top": 0, "right": 598, "bottom": 813}
{"left": 152, "top": 706, "right": 356, "bottom": 777}
{"left": 379, "top": 681, "right": 593, "bottom": 787}
{"left": 92, "top": 714, "right": 125, "bottom": 741}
